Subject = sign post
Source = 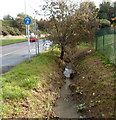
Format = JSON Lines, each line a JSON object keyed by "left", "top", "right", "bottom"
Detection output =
{"left": 24, "top": 17, "right": 32, "bottom": 61}
{"left": 36, "top": 24, "right": 39, "bottom": 55}
{"left": 34, "top": 17, "right": 37, "bottom": 55}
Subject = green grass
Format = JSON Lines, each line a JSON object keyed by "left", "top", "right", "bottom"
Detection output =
{"left": 0, "top": 38, "right": 28, "bottom": 46}
{"left": 3, "top": 84, "right": 30, "bottom": 100}
{"left": 1, "top": 46, "right": 61, "bottom": 117}
{"left": 2, "top": 49, "right": 59, "bottom": 100}
{"left": 77, "top": 42, "right": 91, "bottom": 48}
{"left": 0, "top": 37, "right": 47, "bottom": 46}
{"left": 93, "top": 52, "right": 114, "bottom": 66}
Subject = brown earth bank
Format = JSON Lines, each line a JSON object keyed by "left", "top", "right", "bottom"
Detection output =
{"left": 69, "top": 48, "right": 116, "bottom": 118}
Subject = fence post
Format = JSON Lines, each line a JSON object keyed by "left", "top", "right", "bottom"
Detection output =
{"left": 114, "top": 27, "right": 116, "bottom": 65}
{"left": 95, "top": 37, "right": 97, "bottom": 51}
{"left": 103, "top": 30, "right": 105, "bottom": 52}
{"left": 114, "top": 42, "right": 116, "bottom": 65}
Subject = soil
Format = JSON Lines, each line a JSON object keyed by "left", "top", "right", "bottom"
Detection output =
{"left": 69, "top": 47, "right": 116, "bottom": 118}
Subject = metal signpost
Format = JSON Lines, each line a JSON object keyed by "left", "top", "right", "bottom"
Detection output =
{"left": 33, "top": 11, "right": 39, "bottom": 56}
{"left": 24, "top": 17, "right": 32, "bottom": 61}
{"left": 36, "top": 24, "right": 39, "bottom": 55}
{"left": 34, "top": 17, "right": 38, "bottom": 55}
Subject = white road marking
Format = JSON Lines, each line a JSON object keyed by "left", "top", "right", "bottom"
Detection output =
{"left": 1, "top": 42, "right": 28, "bottom": 51}
{"left": 1, "top": 40, "right": 47, "bottom": 58}
{"left": 0, "top": 47, "right": 28, "bottom": 58}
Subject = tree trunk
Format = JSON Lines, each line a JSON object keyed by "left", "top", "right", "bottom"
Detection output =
{"left": 60, "top": 45, "right": 64, "bottom": 60}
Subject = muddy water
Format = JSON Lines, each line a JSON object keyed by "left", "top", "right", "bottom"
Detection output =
{"left": 54, "top": 64, "right": 81, "bottom": 118}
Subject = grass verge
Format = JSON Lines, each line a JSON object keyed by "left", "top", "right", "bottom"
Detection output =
{"left": 0, "top": 37, "right": 48, "bottom": 46}
{"left": 0, "top": 38, "right": 28, "bottom": 46}
{"left": 1, "top": 48, "right": 64, "bottom": 118}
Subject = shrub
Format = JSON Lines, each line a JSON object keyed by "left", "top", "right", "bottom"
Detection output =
{"left": 98, "top": 19, "right": 111, "bottom": 28}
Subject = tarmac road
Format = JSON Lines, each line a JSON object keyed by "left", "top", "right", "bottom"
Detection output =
{"left": 0, "top": 39, "right": 52, "bottom": 74}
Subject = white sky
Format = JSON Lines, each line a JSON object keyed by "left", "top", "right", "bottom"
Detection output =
{"left": 0, "top": 0, "right": 115, "bottom": 20}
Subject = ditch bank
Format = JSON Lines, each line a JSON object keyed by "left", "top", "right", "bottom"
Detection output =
{"left": 2, "top": 47, "right": 115, "bottom": 118}
{"left": 2, "top": 51, "right": 65, "bottom": 118}
{"left": 68, "top": 49, "right": 115, "bottom": 118}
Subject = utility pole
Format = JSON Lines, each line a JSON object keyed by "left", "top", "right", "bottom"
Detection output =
{"left": 33, "top": 9, "right": 50, "bottom": 55}
{"left": 34, "top": 10, "right": 38, "bottom": 55}
{"left": 24, "top": 0, "right": 26, "bottom": 15}
{"left": 27, "top": 25, "right": 30, "bottom": 60}
{"left": 34, "top": 16, "right": 37, "bottom": 55}
{"left": 37, "top": 25, "right": 39, "bottom": 55}
{"left": 24, "top": 0, "right": 28, "bottom": 37}
{"left": 34, "top": 10, "right": 39, "bottom": 55}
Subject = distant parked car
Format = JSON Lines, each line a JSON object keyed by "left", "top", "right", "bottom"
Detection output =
{"left": 30, "top": 35, "right": 38, "bottom": 42}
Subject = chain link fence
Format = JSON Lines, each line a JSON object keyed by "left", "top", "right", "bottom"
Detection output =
{"left": 96, "top": 27, "right": 116, "bottom": 65}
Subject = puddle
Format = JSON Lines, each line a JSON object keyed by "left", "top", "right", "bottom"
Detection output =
{"left": 54, "top": 63, "right": 81, "bottom": 118}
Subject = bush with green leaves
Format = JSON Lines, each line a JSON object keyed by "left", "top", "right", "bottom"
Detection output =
{"left": 98, "top": 19, "right": 111, "bottom": 28}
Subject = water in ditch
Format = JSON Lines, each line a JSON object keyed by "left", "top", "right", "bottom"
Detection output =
{"left": 54, "top": 63, "right": 81, "bottom": 118}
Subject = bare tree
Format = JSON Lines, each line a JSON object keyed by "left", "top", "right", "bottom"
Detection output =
{"left": 43, "top": 0, "right": 98, "bottom": 60}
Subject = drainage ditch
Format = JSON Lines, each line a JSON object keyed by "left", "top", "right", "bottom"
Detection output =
{"left": 54, "top": 63, "right": 82, "bottom": 118}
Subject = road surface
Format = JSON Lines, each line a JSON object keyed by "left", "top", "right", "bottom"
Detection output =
{"left": 0, "top": 39, "right": 52, "bottom": 74}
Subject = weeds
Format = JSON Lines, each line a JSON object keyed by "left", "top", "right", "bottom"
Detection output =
{"left": 109, "top": 112, "right": 114, "bottom": 117}
{"left": 76, "top": 103, "right": 86, "bottom": 112}
{"left": 75, "top": 87, "right": 83, "bottom": 95}
{"left": 89, "top": 100, "right": 100, "bottom": 108}
{"left": 113, "top": 72, "right": 116, "bottom": 78}
{"left": 94, "top": 52, "right": 114, "bottom": 66}
{"left": 77, "top": 42, "right": 91, "bottom": 48}
{"left": 79, "top": 115, "right": 86, "bottom": 118}
{"left": 100, "top": 81, "right": 108, "bottom": 86}
{"left": 18, "top": 77, "right": 41, "bottom": 89}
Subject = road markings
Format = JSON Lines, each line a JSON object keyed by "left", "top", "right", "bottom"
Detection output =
{"left": 1, "top": 42, "right": 27, "bottom": 53}
{"left": 0, "top": 47, "right": 28, "bottom": 58}
{"left": 1, "top": 40, "right": 47, "bottom": 58}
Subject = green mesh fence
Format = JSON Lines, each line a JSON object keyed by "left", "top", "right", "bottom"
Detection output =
{"left": 96, "top": 27, "right": 116, "bottom": 65}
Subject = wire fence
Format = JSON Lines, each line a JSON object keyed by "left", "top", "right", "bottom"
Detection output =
{"left": 96, "top": 27, "right": 116, "bottom": 65}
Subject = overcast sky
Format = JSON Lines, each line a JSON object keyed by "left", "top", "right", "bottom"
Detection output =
{"left": 0, "top": 0, "right": 115, "bottom": 20}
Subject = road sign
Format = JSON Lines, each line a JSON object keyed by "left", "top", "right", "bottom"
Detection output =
{"left": 24, "top": 17, "right": 32, "bottom": 61}
{"left": 24, "top": 17, "right": 32, "bottom": 25}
